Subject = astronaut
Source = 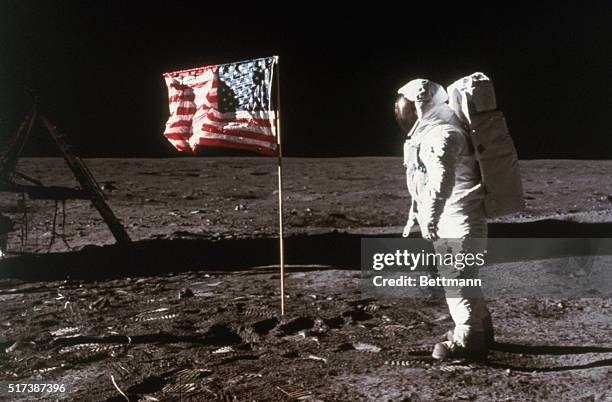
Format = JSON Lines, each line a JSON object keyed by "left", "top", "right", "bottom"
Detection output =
{"left": 396, "top": 79, "right": 493, "bottom": 360}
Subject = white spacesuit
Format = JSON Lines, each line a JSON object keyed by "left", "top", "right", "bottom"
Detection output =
{"left": 398, "top": 79, "right": 493, "bottom": 359}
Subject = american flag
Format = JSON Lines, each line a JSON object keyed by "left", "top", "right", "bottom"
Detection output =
{"left": 163, "top": 57, "right": 278, "bottom": 155}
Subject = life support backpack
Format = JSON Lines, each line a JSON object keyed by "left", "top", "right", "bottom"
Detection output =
{"left": 447, "top": 73, "right": 525, "bottom": 218}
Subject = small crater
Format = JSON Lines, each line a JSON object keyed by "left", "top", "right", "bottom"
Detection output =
{"left": 252, "top": 317, "right": 279, "bottom": 335}
{"left": 282, "top": 350, "right": 300, "bottom": 359}
{"left": 322, "top": 316, "right": 344, "bottom": 329}
{"left": 342, "top": 310, "right": 373, "bottom": 322}
{"left": 203, "top": 324, "right": 243, "bottom": 346}
{"left": 278, "top": 317, "right": 314, "bottom": 335}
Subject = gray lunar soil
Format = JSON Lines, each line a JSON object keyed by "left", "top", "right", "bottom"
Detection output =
{"left": 0, "top": 157, "right": 611, "bottom": 401}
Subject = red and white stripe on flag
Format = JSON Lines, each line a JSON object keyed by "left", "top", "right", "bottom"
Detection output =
{"left": 162, "top": 57, "right": 278, "bottom": 155}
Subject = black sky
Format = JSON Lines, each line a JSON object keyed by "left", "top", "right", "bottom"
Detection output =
{"left": 1, "top": 2, "right": 610, "bottom": 158}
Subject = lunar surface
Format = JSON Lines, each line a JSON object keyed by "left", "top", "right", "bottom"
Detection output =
{"left": 1, "top": 157, "right": 611, "bottom": 401}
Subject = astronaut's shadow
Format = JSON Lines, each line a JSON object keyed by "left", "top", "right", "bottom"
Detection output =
{"left": 487, "top": 342, "right": 612, "bottom": 372}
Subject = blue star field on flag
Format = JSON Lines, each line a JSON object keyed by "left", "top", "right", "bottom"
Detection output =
{"left": 217, "top": 57, "right": 274, "bottom": 113}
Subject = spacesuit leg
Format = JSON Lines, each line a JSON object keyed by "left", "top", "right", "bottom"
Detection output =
{"left": 433, "top": 237, "right": 488, "bottom": 349}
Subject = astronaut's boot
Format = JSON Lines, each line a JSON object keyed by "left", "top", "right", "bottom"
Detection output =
{"left": 443, "top": 312, "right": 495, "bottom": 347}
{"left": 432, "top": 340, "right": 488, "bottom": 361}
{"left": 433, "top": 331, "right": 488, "bottom": 361}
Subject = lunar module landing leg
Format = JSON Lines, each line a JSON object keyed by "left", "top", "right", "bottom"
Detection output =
{"left": 0, "top": 103, "right": 131, "bottom": 247}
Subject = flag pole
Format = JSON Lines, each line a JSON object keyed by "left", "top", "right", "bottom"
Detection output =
{"left": 273, "top": 56, "right": 285, "bottom": 316}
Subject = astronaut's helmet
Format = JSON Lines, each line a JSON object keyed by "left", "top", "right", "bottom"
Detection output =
{"left": 397, "top": 78, "right": 448, "bottom": 120}
{"left": 394, "top": 93, "right": 417, "bottom": 133}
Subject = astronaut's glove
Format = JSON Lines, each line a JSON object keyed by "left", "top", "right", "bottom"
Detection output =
{"left": 402, "top": 209, "right": 419, "bottom": 238}
{"left": 421, "top": 221, "right": 439, "bottom": 241}
{"left": 402, "top": 220, "right": 414, "bottom": 238}
{"left": 403, "top": 200, "right": 419, "bottom": 238}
